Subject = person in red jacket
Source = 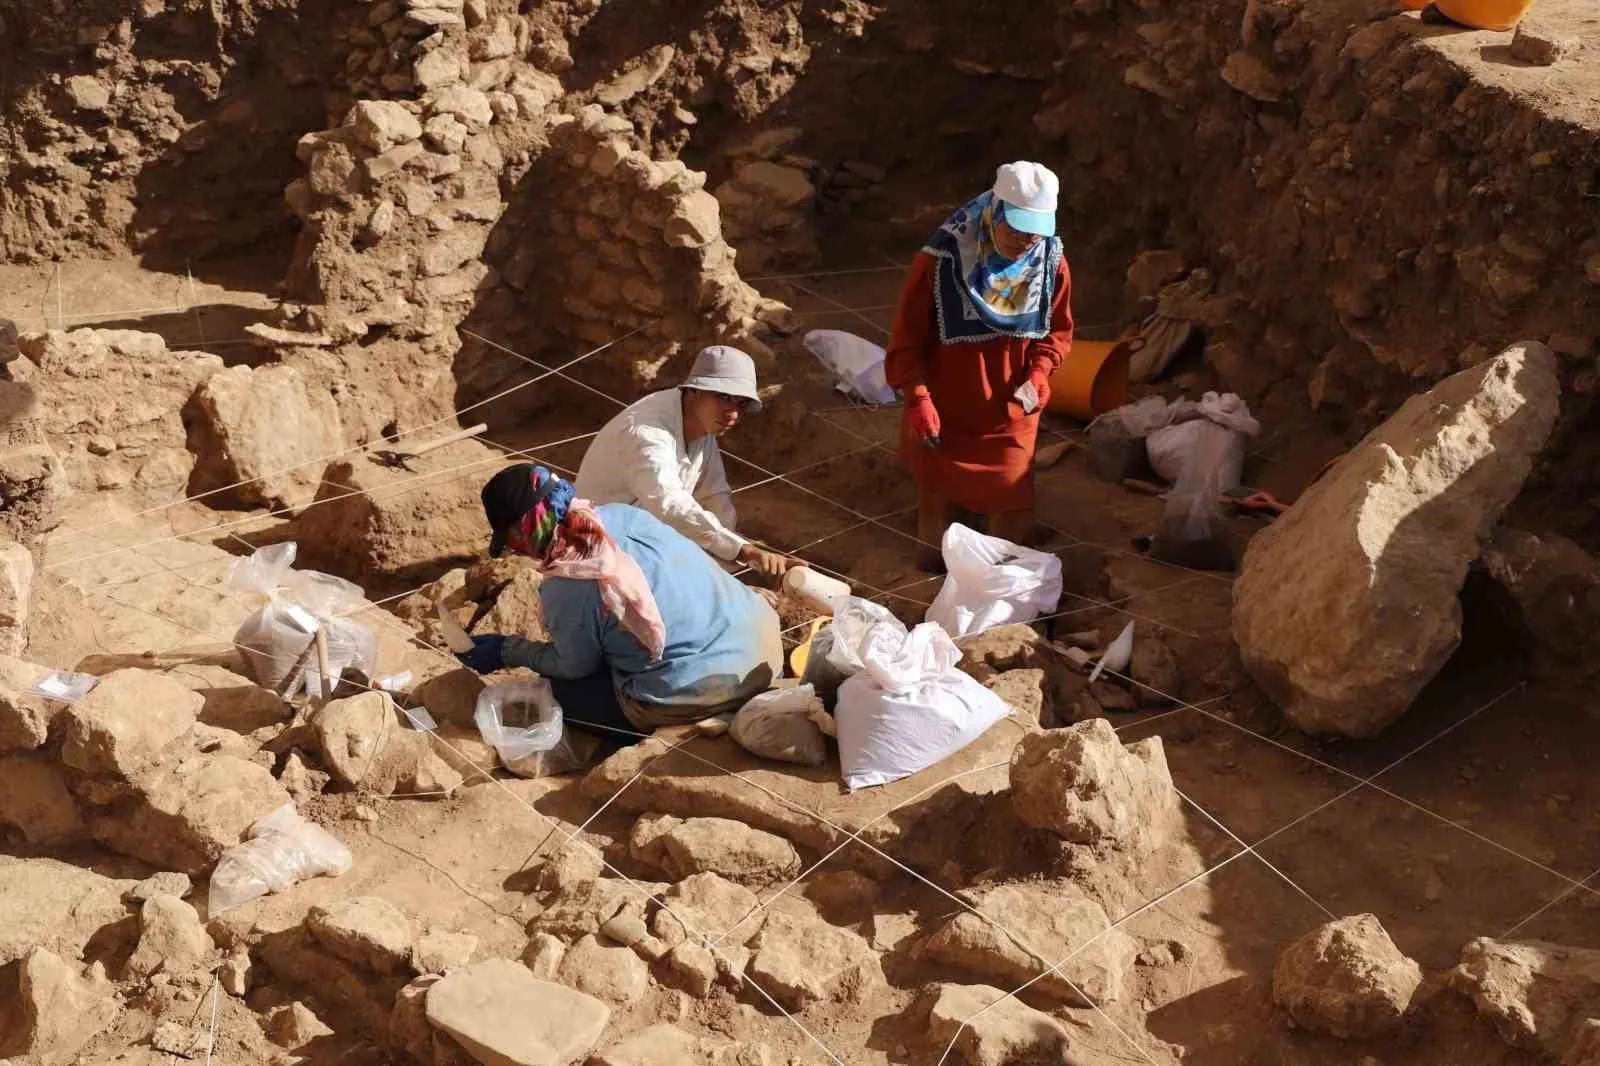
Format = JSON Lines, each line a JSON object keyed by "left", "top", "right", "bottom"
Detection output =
{"left": 885, "top": 161, "right": 1074, "bottom": 570}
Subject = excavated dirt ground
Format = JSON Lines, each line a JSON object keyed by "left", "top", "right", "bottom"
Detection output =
{"left": 4, "top": 0, "right": 1600, "bottom": 1064}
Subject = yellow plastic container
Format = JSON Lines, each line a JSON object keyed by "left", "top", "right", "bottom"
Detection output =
{"left": 1046, "top": 338, "right": 1134, "bottom": 421}
{"left": 1408, "top": 0, "right": 1536, "bottom": 30}
{"left": 788, "top": 617, "right": 828, "bottom": 678}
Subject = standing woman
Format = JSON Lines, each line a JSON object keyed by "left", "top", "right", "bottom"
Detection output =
{"left": 885, "top": 161, "right": 1073, "bottom": 570}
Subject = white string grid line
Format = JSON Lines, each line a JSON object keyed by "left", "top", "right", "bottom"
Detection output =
{"left": 778, "top": 280, "right": 891, "bottom": 338}
{"left": 83, "top": 554, "right": 853, "bottom": 1066}
{"left": 1503, "top": 865, "right": 1600, "bottom": 939}
{"left": 45, "top": 324, "right": 654, "bottom": 550}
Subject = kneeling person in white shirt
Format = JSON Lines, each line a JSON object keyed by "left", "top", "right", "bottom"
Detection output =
{"left": 575, "top": 345, "right": 795, "bottom": 578}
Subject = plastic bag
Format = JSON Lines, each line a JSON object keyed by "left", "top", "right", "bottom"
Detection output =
{"left": 1146, "top": 392, "right": 1257, "bottom": 487}
{"left": 926, "top": 524, "right": 1063, "bottom": 640}
{"left": 729, "top": 685, "right": 828, "bottom": 766}
{"left": 228, "top": 544, "right": 378, "bottom": 700}
{"left": 1087, "top": 396, "right": 1186, "bottom": 482}
{"left": 803, "top": 329, "right": 896, "bottom": 405}
{"left": 207, "top": 804, "right": 353, "bottom": 915}
{"left": 835, "top": 668, "right": 1011, "bottom": 790}
{"left": 1152, "top": 424, "right": 1238, "bottom": 571}
{"left": 474, "top": 679, "right": 590, "bottom": 778}
{"left": 801, "top": 596, "right": 901, "bottom": 699}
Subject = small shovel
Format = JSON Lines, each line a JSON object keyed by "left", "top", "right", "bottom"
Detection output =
{"left": 369, "top": 423, "right": 488, "bottom": 471}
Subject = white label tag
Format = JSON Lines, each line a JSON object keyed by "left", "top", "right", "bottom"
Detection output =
{"left": 282, "top": 603, "right": 322, "bottom": 634}
{"left": 29, "top": 671, "right": 99, "bottom": 703}
{"left": 402, "top": 705, "right": 438, "bottom": 732}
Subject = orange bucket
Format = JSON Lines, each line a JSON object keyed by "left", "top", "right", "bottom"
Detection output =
{"left": 1433, "top": 0, "right": 1536, "bottom": 30}
{"left": 1046, "top": 338, "right": 1136, "bottom": 421}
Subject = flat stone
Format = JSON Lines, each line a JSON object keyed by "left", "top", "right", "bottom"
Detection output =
{"left": 653, "top": 872, "right": 762, "bottom": 946}
{"left": 633, "top": 815, "right": 801, "bottom": 886}
{"left": 267, "top": 1001, "right": 333, "bottom": 1050}
{"left": 16, "top": 949, "right": 118, "bottom": 1065}
{"left": 127, "top": 894, "right": 214, "bottom": 980}
{"left": 921, "top": 882, "right": 1136, "bottom": 1007}
{"left": 663, "top": 940, "right": 718, "bottom": 998}
{"left": 0, "top": 656, "right": 56, "bottom": 752}
{"left": 1273, "top": 914, "right": 1422, "bottom": 1038}
{"left": 307, "top": 896, "right": 417, "bottom": 974}
{"left": 554, "top": 933, "right": 649, "bottom": 1005}
{"left": 429, "top": 84, "right": 493, "bottom": 127}
{"left": 60, "top": 668, "right": 200, "bottom": 777}
{"left": 123, "top": 871, "right": 193, "bottom": 903}
{"left": 186, "top": 364, "right": 344, "bottom": 511}
{"left": 64, "top": 74, "right": 111, "bottom": 110}
{"left": 747, "top": 911, "right": 875, "bottom": 1010}
{"left": 918, "top": 982, "right": 1076, "bottom": 1066}
{"left": 413, "top": 927, "right": 479, "bottom": 973}
{"left": 730, "top": 160, "right": 813, "bottom": 207}
{"left": 0, "top": 856, "right": 134, "bottom": 967}
{"left": 347, "top": 99, "right": 422, "bottom": 152}
{"left": 425, "top": 958, "right": 611, "bottom": 1066}
{"left": 171, "top": 664, "right": 292, "bottom": 733}
{"left": 1233, "top": 343, "right": 1561, "bottom": 737}
{"left": 589, "top": 1024, "right": 736, "bottom": 1066}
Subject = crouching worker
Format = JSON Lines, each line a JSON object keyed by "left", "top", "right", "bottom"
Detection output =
{"left": 574, "top": 344, "right": 796, "bottom": 579}
{"left": 457, "top": 464, "right": 784, "bottom": 741}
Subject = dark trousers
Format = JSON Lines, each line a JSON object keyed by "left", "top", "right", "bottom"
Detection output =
{"left": 549, "top": 671, "right": 641, "bottom": 743}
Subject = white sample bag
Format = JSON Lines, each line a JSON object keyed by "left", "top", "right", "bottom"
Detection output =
{"left": 208, "top": 803, "right": 353, "bottom": 915}
{"left": 228, "top": 543, "right": 379, "bottom": 700}
{"left": 803, "top": 329, "right": 896, "bottom": 405}
{"left": 833, "top": 618, "right": 1011, "bottom": 790}
{"left": 730, "top": 684, "right": 828, "bottom": 766}
{"left": 801, "top": 595, "right": 900, "bottom": 697}
{"left": 926, "top": 524, "right": 1063, "bottom": 640}
{"left": 474, "top": 679, "right": 589, "bottom": 778}
{"left": 1145, "top": 391, "right": 1259, "bottom": 489}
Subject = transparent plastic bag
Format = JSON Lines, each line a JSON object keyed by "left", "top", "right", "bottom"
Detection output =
{"left": 1146, "top": 392, "right": 1255, "bottom": 488}
{"left": 207, "top": 804, "right": 353, "bottom": 915}
{"left": 474, "top": 679, "right": 590, "bottom": 778}
{"left": 926, "top": 524, "right": 1063, "bottom": 640}
{"left": 730, "top": 685, "right": 828, "bottom": 766}
{"left": 1152, "top": 426, "right": 1238, "bottom": 571}
{"left": 228, "top": 544, "right": 378, "bottom": 699}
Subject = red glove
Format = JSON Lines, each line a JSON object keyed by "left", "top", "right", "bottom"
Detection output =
{"left": 907, "top": 386, "right": 941, "bottom": 443}
{"left": 1026, "top": 357, "right": 1054, "bottom": 412}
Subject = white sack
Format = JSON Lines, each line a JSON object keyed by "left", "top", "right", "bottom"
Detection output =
{"left": 835, "top": 669, "right": 1012, "bottom": 790}
{"left": 926, "top": 524, "right": 1063, "bottom": 640}
{"left": 730, "top": 684, "right": 828, "bottom": 766}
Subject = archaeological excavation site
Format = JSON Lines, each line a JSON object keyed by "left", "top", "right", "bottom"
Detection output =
{"left": 1, "top": 0, "right": 1599, "bottom": 1063}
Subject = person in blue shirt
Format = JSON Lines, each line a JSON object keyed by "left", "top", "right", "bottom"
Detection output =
{"left": 456, "top": 463, "right": 783, "bottom": 741}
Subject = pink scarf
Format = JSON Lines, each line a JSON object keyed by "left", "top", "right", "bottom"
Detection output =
{"left": 542, "top": 502, "right": 667, "bottom": 663}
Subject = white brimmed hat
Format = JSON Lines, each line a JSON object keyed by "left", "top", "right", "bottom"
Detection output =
{"left": 683, "top": 345, "right": 762, "bottom": 411}
{"left": 993, "top": 161, "right": 1059, "bottom": 237}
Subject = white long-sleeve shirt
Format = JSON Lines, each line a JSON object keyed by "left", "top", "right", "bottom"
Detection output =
{"left": 574, "top": 388, "right": 747, "bottom": 561}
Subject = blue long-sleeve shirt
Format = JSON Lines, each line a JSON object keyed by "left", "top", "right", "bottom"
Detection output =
{"left": 502, "top": 504, "right": 781, "bottom": 721}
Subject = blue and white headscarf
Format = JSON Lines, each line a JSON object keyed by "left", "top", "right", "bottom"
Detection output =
{"left": 922, "top": 190, "right": 1063, "bottom": 345}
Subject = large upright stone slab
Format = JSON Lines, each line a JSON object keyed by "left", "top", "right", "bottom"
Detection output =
{"left": 1233, "top": 343, "right": 1560, "bottom": 737}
